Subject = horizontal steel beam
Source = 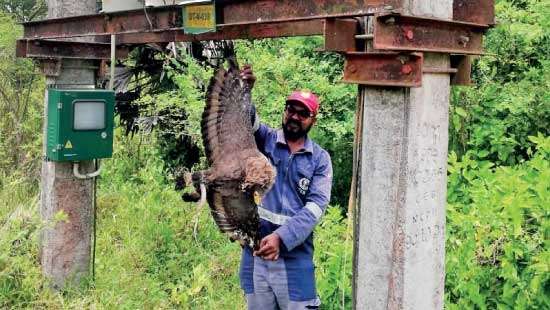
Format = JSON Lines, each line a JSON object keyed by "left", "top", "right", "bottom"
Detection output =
{"left": 175, "top": 19, "right": 325, "bottom": 42}
{"left": 16, "top": 39, "right": 129, "bottom": 59}
{"left": 374, "top": 13, "right": 487, "bottom": 55}
{"left": 22, "top": 1, "right": 399, "bottom": 40}
{"left": 89, "top": 19, "right": 325, "bottom": 44}
{"left": 23, "top": 6, "right": 180, "bottom": 40}
{"left": 342, "top": 52, "right": 423, "bottom": 87}
{"left": 220, "top": 0, "right": 402, "bottom": 24}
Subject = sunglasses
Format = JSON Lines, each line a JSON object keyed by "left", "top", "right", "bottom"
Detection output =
{"left": 285, "top": 104, "right": 313, "bottom": 120}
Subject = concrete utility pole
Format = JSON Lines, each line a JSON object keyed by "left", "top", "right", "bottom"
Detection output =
{"left": 353, "top": 1, "right": 452, "bottom": 309}
{"left": 40, "top": 0, "right": 98, "bottom": 289}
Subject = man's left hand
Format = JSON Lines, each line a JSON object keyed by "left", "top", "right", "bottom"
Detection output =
{"left": 240, "top": 64, "right": 256, "bottom": 88}
{"left": 253, "top": 233, "right": 281, "bottom": 261}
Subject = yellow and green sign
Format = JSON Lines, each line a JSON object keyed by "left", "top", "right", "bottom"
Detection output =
{"left": 183, "top": 2, "right": 216, "bottom": 34}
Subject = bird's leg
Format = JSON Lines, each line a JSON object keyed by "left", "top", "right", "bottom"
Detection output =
{"left": 181, "top": 171, "right": 209, "bottom": 205}
{"left": 189, "top": 171, "right": 207, "bottom": 242}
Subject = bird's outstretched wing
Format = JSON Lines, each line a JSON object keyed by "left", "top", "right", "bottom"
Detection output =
{"left": 200, "top": 50, "right": 263, "bottom": 249}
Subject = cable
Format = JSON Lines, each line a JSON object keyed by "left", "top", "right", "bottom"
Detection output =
{"left": 92, "top": 159, "right": 98, "bottom": 282}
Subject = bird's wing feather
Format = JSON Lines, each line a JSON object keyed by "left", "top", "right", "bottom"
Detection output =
{"left": 201, "top": 60, "right": 261, "bottom": 249}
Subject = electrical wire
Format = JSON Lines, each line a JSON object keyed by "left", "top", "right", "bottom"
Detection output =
{"left": 92, "top": 159, "right": 98, "bottom": 282}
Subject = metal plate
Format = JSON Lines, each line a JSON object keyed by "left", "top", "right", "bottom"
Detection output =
{"left": 454, "top": 0, "right": 495, "bottom": 25}
{"left": 324, "top": 18, "right": 359, "bottom": 52}
{"left": 183, "top": 3, "right": 216, "bottom": 34}
{"left": 450, "top": 55, "right": 472, "bottom": 86}
{"left": 374, "top": 13, "right": 487, "bottom": 55}
{"left": 342, "top": 52, "right": 423, "bottom": 87}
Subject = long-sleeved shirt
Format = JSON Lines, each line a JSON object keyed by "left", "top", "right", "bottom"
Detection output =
{"left": 240, "top": 122, "right": 333, "bottom": 301}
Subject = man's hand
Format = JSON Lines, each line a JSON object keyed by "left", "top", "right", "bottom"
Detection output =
{"left": 253, "top": 233, "right": 281, "bottom": 261}
{"left": 240, "top": 64, "right": 256, "bottom": 88}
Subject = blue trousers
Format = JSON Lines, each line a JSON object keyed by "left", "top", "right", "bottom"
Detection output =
{"left": 244, "top": 256, "right": 321, "bottom": 310}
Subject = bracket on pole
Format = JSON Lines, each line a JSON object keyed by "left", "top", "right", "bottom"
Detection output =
{"left": 450, "top": 55, "right": 473, "bottom": 86}
{"left": 342, "top": 52, "right": 423, "bottom": 87}
{"left": 324, "top": 18, "right": 360, "bottom": 53}
{"left": 453, "top": 0, "right": 495, "bottom": 25}
{"left": 373, "top": 13, "right": 487, "bottom": 55}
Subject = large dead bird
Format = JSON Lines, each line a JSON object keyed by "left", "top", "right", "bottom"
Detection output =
{"left": 185, "top": 52, "right": 276, "bottom": 250}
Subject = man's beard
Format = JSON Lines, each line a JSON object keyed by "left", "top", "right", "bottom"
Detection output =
{"left": 282, "top": 120, "right": 312, "bottom": 142}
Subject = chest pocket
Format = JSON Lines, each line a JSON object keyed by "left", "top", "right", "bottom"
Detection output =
{"left": 295, "top": 166, "right": 314, "bottom": 199}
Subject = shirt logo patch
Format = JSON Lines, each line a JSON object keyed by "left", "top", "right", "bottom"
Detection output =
{"left": 298, "top": 178, "right": 310, "bottom": 195}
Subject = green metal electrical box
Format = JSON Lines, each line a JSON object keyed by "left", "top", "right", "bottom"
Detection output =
{"left": 46, "top": 89, "right": 115, "bottom": 162}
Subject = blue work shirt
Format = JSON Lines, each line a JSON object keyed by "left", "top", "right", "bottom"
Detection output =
{"left": 240, "top": 123, "right": 333, "bottom": 302}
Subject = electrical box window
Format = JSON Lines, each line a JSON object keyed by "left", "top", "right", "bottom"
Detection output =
{"left": 74, "top": 101, "right": 106, "bottom": 130}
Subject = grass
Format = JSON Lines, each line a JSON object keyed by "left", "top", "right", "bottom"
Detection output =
{"left": 0, "top": 131, "right": 353, "bottom": 309}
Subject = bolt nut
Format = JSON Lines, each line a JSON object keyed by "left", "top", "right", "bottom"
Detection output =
{"left": 404, "top": 29, "right": 414, "bottom": 41}
{"left": 401, "top": 64, "right": 413, "bottom": 75}
{"left": 458, "top": 35, "right": 470, "bottom": 47}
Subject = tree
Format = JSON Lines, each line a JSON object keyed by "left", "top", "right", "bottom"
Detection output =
{"left": 0, "top": 0, "right": 46, "bottom": 22}
{"left": 0, "top": 12, "right": 44, "bottom": 178}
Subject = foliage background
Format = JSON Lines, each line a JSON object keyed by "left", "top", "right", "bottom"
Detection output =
{"left": 0, "top": 0, "right": 548, "bottom": 309}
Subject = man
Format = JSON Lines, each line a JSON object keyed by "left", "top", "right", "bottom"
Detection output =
{"left": 239, "top": 66, "right": 333, "bottom": 310}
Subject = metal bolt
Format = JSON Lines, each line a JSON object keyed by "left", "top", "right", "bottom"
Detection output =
{"left": 397, "top": 55, "right": 410, "bottom": 65}
{"left": 401, "top": 64, "right": 413, "bottom": 75}
{"left": 384, "top": 17, "right": 396, "bottom": 25}
{"left": 404, "top": 29, "right": 414, "bottom": 41}
{"left": 458, "top": 35, "right": 470, "bottom": 47}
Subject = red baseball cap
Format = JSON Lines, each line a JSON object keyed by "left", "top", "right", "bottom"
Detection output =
{"left": 286, "top": 90, "right": 320, "bottom": 115}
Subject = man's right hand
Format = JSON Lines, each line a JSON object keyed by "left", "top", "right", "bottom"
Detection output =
{"left": 240, "top": 64, "right": 256, "bottom": 88}
{"left": 253, "top": 233, "right": 281, "bottom": 261}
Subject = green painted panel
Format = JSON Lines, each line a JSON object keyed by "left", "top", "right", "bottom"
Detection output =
{"left": 46, "top": 89, "right": 115, "bottom": 161}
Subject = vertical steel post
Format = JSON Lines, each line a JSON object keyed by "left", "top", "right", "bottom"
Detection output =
{"left": 40, "top": 0, "right": 98, "bottom": 289}
{"left": 353, "top": 2, "right": 452, "bottom": 309}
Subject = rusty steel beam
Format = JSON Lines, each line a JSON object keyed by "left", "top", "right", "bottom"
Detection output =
{"left": 220, "top": 0, "right": 403, "bottom": 24}
{"left": 374, "top": 14, "right": 487, "bottom": 55}
{"left": 175, "top": 19, "right": 325, "bottom": 42}
{"left": 18, "top": 39, "right": 129, "bottom": 60}
{"left": 453, "top": 0, "right": 495, "bottom": 25}
{"left": 22, "top": 1, "right": 400, "bottom": 41}
{"left": 324, "top": 18, "right": 359, "bottom": 52}
{"left": 110, "top": 19, "right": 325, "bottom": 44}
{"left": 16, "top": 39, "right": 129, "bottom": 60}
{"left": 23, "top": 6, "right": 180, "bottom": 40}
{"left": 342, "top": 52, "right": 423, "bottom": 87}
